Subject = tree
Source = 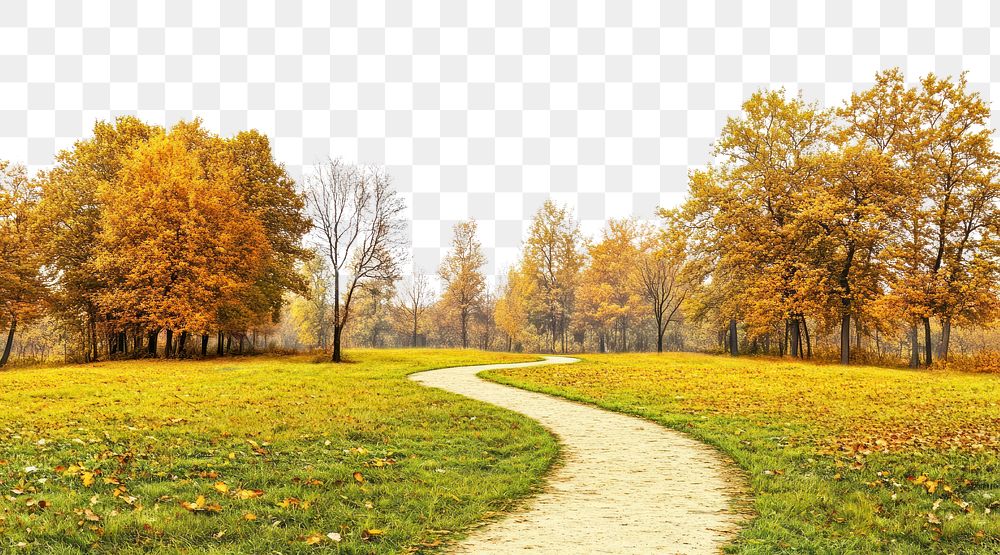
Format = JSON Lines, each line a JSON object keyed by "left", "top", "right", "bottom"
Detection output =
{"left": 0, "top": 162, "right": 42, "bottom": 367}
{"left": 522, "top": 200, "right": 585, "bottom": 352}
{"left": 495, "top": 266, "right": 534, "bottom": 351}
{"left": 33, "top": 117, "right": 161, "bottom": 361}
{"left": 289, "top": 253, "right": 333, "bottom": 349}
{"left": 637, "top": 216, "right": 690, "bottom": 353}
{"left": 685, "top": 91, "right": 832, "bottom": 358}
{"left": 306, "top": 159, "right": 405, "bottom": 362}
{"left": 575, "top": 219, "right": 643, "bottom": 352}
{"left": 397, "top": 270, "right": 432, "bottom": 347}
{"left": 439, "top": 220, "right": 487, "bottom": 348}
{"left": 910, "top": 73, "right": 1000, "bottom": 364}
{"left": 224, "top": 129, "right": 311, "bottom": 327}
{"left": 93, "top": 131, "right": 270, "bottom": 357}
{"left": 811, "top": 68, "right": 914, "bottom": 364}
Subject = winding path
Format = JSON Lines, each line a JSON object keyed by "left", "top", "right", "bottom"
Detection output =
{"left": 410, "top": 356, "right": 747, "bottom": 554}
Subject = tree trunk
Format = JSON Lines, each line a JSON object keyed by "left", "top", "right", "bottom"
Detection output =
{"left": 840, "top": 313, "right": 850, "bottom": 365}
{"left": 802, "top": 316, "right": 812, "bottom": 358}
{"left": 332, "top": 325, "right": 343, "bottom": 362}
{"left": 148, "top": 330, "right": 158, "bottom": 356}
{"left": 226, "top": 335, "right": 232, "bottom": 353}
{"left": 164, "top": 330, "right": 173, "bottom": 358}
{"left": 461, "top": 308, "right": 468, "bottom": 348}
{"left": 728, "top": 319, "right": 738, "bottom": 356}
{"left": 201, "top": 334, "right": 209, "bottom": 356}
{"left": 178, "top": 331, "right": 188, "bottom": 357}
{"left": 118, "top": 332, "right": 127, "bottom": 355}
{"left": 238, "top": 335, "right": 244, "bottom": 354}
{"left": 88, "top": 314, "right": 98, "bottom": 362}
{"left": 656, "top": 319, "right": 664, "bottom": 353}
{"left": 0, "top": 317, "right": 16, "bottom": 368}
{"left": 217, "top": 331, "right": 224, "bottom": 356}
{"left": 922, "top": 317, "right": 932, "bottom": 367}
{"left": 412, "top": 316, "right": 418, "bottom": 348}
{"left": 938, "top": 318, "right": 951, "bottom": 362}
{"left": 789, "top": 318, "right": 800, "bottom": 358}
{"left": 909, "top": 324, "right": 920, "bottom": 368}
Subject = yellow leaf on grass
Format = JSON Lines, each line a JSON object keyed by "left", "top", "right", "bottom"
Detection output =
{"left": 81, "top": 472, "right": 95, "bottom": 487}
{"left": 213, "top": 481, "right": 229, "bottom": 494}
{"left": 234, "top": 489, "right": 264, "bottom": 500}
{"left": 243, "top": 512, "right": 257, "bottom": 521}
{"left": 353, "top": 472, "right": 365, "bottom": 483}
{"left": 180, "top": 495, "right": 222, "bottom": 513}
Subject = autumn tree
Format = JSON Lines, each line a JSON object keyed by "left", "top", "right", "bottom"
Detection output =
{"left": 94, "top": 131, "right": 270, "bottom": 357}
{"left": 0, "top": 162, "right": 42, "bottom": 367}
{"left": 909, "top": 73, "right": 1000, "bottom": 364}
{"left": 495, "top": 265, "right": 534, "bottom": 351}
{"left": 683, "top": 91, "right": 832, "bottom": 358}
{"left": 396, "top": 270, "right": 432, "bottom": 347}
{"left": 289, "top": 253, "right": 333, "bottom": 349}
{"left": 306, "top": 159, "right": 405, "bottom": 362}
{"left": 809, "top": 68, "right": 914, "bottom": 364}
{"left": 522, "top": 200, "right": 585, "bottom": 352}
{"left": 438, "top": 220, "right": 487, "bottom": 348}
{"left": 33, "top": 117, "right": 160, "bottom": 361}
{"left": 575, "top": 219, "right": 643, "bottom": 352}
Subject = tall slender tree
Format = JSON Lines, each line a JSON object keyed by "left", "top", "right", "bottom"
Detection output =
{"left": 439, "top": 220, "right": 487, "bottom": 348}
{"left": 306, "top": 159, "right": 405, "bottom": 362}
{"left": 397, "top": 270, "right": 432, "bottom": 347}
{"left": 0, "top": 162, "right": 42, "bottom": 367}
{"left": 522, "top": 200, "right": 585, "bottom": 353}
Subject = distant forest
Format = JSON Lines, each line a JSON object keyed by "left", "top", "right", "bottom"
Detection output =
{"left": 2, "top": 69, "right": 997, "bottom": 370}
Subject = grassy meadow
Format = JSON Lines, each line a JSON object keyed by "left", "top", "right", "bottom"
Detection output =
{"left": 484, "top": 353, "right": 1000, "bottom": 554}
{"left": 0, "top": 349, "right": 555, "bottom": 554}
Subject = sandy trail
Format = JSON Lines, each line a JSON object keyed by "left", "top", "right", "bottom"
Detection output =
{"left": 410, "top": 356, "right": 747, "bottom": 554}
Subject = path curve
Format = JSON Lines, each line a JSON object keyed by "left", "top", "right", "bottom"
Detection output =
{"left": 410, "top": 356, "right": 747, "bottom": 554}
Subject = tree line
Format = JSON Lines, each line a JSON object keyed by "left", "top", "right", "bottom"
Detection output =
{"left": 292, "top": 70, "right": 998, "bottom": 367}
{"left": 1, "top": 117, "right": 311, "bottom": 366}
{"left": 2, "top": 69, "right": 998, "bottom": 368}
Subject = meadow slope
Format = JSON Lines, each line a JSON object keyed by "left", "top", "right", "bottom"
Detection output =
{"left": 0, "top": 350, "right": 555, "bottom": 554}
{"left": 484, "top": 353, "right": 1000, "bottom": 553}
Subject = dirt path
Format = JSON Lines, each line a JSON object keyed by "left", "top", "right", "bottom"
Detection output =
{"left": 410, "top": 356, "right": 747, "bottom": 554}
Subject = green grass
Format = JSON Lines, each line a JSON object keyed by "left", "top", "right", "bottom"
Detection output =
{"left": 483, "top": 352, "right": 1000, "bottom": 554}
{"left": 0, "top": 349, "right": 556, "bottom": 553}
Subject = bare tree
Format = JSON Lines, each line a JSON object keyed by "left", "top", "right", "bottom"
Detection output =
{"left": 306, "top": 159, "right": 405, "bottom": 362}
{"left": 397, "top": 270, "right": 432, "bottom": 347}
{"left": 638, "top": 247, "right": 688, "bottom": 353}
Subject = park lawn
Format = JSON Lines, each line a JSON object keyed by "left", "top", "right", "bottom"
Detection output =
{"left": 0, "top": 349, "right": 555, "bottom": 554}
{"left": 483, "top": 352, "right": 1000, "bottom": 554}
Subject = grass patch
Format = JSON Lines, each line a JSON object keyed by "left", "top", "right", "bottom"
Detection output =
{"left": 483, "top": 352, "right": 1000, "bottom": 553}
{"left": 0, "top": 349, "right": 555, "bottom": 553}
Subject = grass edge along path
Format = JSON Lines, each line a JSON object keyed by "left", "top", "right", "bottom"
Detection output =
{"left": 0, "top": 349, "right": 559, "bottom": 554}
{"left": 481, "top": 353, "right": 1000, "bottom": 554}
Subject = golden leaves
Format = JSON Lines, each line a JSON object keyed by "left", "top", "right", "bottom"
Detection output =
{"left": 233, "top": 488, "right": 264, "bottom": 500}
{"left": 179, "top": 495, "right": 222, "bottom": 513}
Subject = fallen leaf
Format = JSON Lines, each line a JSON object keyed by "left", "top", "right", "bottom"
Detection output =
{"left": 234, "top": 489, "right": 263, "bottom": 500}
{"left": 180, "top": 495, "right": 222, "bottom": 513}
